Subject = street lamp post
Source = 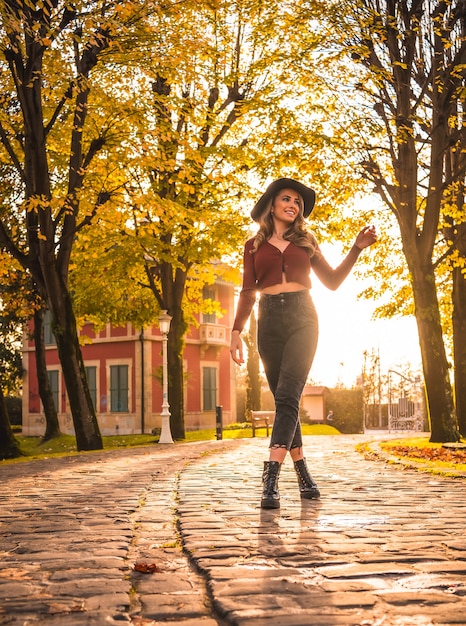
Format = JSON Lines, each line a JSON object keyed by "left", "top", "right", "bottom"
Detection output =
{"left": 158, "top": 310, "right": 174, "bottom": 444}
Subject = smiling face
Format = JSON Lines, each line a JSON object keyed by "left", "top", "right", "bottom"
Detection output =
{"left": 271, "top": 188, "right": 303, "bottom": 226}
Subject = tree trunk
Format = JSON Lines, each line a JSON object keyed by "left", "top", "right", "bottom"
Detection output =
{"left": 393, "top": 125, "right": 458, "bottom": 442}
{"left": 46, "top": 277, "right": 103, "bottom": 451}
{"left": 445, "top": 98, "right": 466, "bottom": 437}
{"left": 350, "top": 0, "right": 464, "bottom": 443}
{"left": 409, "top": 259, "right": 459, "bottom": 442}
{"left": 452, "top": 220, "right": 466, "bottom": 436}
{"left": 167, "top": 303, "right": 187, "bottom": 440}
{"left": 33, "top": 308, "right": 62, "bottom": 441}
{"left": 393, "top": 79, "right": 458, "bottom": 442}
{"left": 0, "top": 1, "right": 112, "bottom": 453}
{"left": 392, "top": 153, "right": 458, "bottom": 441}
{"left": 0, "top": 386, "right": 23, "bottom": 460}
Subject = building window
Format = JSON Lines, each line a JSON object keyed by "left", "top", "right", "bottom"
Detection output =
{"left": 203, "top": 366, "right": 217, "bottom": 411}
{"left": 85, "top": 366, "right": 97, "bottom": 409}
{"left": 44, "top": 310, "right": 56, "bottom": 346}
{"left": 202, "top": 286, "right": 217, "bottom": 324}
{"left": 47, "top": 370, "right": 59, "bottom": 412}
{"left": 110, "top": 365, "right": 128, "bottom": 412}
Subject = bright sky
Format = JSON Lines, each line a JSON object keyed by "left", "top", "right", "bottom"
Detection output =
{"left": 310, "top": 243, "right": 422, "bottom": 388}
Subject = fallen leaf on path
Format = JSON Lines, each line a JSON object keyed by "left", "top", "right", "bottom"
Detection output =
{"left": 134, "top": 561, "right": 162, "bottom": 574}
{"left": 389, "top": 445, "right": 466, "bottom": 464}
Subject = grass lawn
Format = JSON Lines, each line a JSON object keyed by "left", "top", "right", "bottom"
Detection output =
{"left": 4, "top": 423, "right": 341, "bottom": 464}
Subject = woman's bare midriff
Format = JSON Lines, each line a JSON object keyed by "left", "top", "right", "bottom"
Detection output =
{"left": 261, "top": 279, "right": 308, "bottom": 295}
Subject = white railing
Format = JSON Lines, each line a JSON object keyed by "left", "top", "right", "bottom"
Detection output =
{"left": 388, "top": 370, "right": 425, "bottom": 431}
{"left": 388, "top": 400, "right": 424, "bottom": 431}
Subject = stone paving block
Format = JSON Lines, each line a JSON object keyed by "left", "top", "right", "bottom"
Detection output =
{"left": 215, "top": 593, "right": 301, "bottom": 613}
{"left": 374, "top": 589, "right": 462, "bottom": 606}
{"left": 297, "top": 590, "right": 379, "bottom": 608}
{"left": 47, "top": 578, "right": 130, "bottom": 597}
{"left": 140, "top": 592, "right": 211, "bottom": 618}
{"left": 159, "top": 615, "right": 218, "bottom": 626}
{"left": 317, "top": 541, "right": 384, "bottom": 554}
{"left": 416, "top": 561, "right": 466, "bottom": 574}
{"left": 357, "top": 552, "right": 447, "bottom": 564}
{"left": 313, "top": 561, "right": 416, "bottom": 578}
{"left": 33, "top": 610, "right": 131, "bottom": 624}
{"left": 318, "top": 576, "right": 393, "bottom": 592}
{"left": 401, "top": 572, "right": 466, "bottom": 589}
{"left": 11, "top": 554, "right": 127, "bottom": 569}
{"left": 193, "top": 556, "right": 246, "bottom": 572}
{"left": 277, "top": 557, "right": 347, "bottom": 569}
{"left": 211, "top": 578, "right": 311, "bottom": 598}
{"left": 380, "top": 603, "right": 466, "bottom": 622}
{"left": 204, "top": 565, "right": 295, "bottom": 582}
{"left": 444, "top": 541, "right": 466, "bottom": 551}
{"left": 83, "top": 591, "right": 130, "bottom": 611}
{"left": 0, "top": 581, "right": 38, "bottom": 597}
{"left": 135, "top": 572, "right": 203, "bottom": 594}
{"left": 189, "top": 548, "right": 252, "bottom": 560}
{"left": 226, "top": 609, "right": 368, "bottom": 626}
{"left": 0, "top": 598, "right": 54, "bottom": 616}
{"left": 48, "top": 568, "right": 126, "bottom": 581}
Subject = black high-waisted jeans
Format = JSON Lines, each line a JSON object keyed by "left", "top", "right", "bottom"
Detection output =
{"left": 258, "top": 290, "right": 318, "bottom": 450}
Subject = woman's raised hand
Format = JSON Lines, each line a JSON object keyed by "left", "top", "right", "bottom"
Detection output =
{"left": 355, "top": 225, "right": 377, "bottom": 250}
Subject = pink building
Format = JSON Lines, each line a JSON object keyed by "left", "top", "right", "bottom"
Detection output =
{"left": 22, "top": 282, "right": 237, "bottom": 436}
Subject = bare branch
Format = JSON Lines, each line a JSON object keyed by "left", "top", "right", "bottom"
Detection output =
{"left": 0, "top": 121, "right": 26, "bottom": 183}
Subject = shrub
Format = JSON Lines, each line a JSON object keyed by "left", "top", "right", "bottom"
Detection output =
{"left": 6, "top": 396, "right": 22, "bottom": 426}
{"left": 326, "top": 387, "right": 364, "bottom": 434}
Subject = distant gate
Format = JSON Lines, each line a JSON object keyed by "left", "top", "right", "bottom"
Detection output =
{"left": 388, "top": 370, "right": 425, "bottom": 432}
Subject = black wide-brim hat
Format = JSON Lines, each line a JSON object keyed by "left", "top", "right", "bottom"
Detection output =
{"left": 250, "top": 178, "right": 316, "bottom": 221}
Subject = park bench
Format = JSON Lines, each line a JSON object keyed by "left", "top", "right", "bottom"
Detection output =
{"left": 248, "top": 410, "right": 275, "bottom": 437}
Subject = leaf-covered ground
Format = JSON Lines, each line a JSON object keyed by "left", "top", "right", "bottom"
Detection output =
{"left": 375, "top": 438, "right": 466, "bottom": 474}
{"left": 387, "top": 444, "right": 466, "bottom": 464}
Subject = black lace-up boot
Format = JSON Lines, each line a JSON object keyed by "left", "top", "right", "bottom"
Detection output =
{"left": 261, "top": 461, "right": 281, "bottom": 509}
{"left": 294, "top": 458, "right": 320, "bottom": 499}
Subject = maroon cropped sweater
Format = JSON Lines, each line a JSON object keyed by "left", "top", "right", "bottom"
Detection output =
{"left": 232, "top": 238, "right": 317, "bottom": 332}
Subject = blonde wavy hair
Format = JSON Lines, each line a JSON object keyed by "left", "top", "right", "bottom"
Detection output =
{"left": 251, "top": 191, "right": 319, "bottom": 257}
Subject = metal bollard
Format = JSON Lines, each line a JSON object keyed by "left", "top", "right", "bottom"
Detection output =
{"left": 215, "top": 405, "right": 223, "bottom": 440}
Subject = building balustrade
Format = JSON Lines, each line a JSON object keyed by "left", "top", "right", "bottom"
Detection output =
{"left": 199, "top": 323, "right": 228, "bottom": 356}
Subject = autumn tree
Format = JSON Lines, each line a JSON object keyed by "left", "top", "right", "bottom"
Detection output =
{"left": 0, "top": 0, "right": 155, "bottom": 450}
{"left": 66, "top": 0, "right": 378, "bottom": 442}
{"left": 92, "top": 0, "right": 370, "bottom": 439}
{"left": 324, "top": 0, "right": 466, "bottom": 442}
{"left": 0, "top": 0, "right": 377, "bottom": 449}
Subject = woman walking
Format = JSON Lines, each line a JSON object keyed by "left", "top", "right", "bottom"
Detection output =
{"left": 230, "top": 178, "right": 377, "bottom": 509}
